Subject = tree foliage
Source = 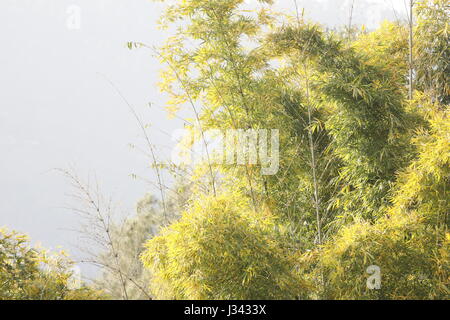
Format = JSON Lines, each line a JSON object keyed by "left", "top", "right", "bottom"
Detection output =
{"left": 0, "top": 228, "right": 104, "bottom": 300}
{"left": 139, "top": 0, "right": 449, "bottom": 300}
{"left": 141, "top": 191, "right": 308, "bottom": 299}
{"left": 2, "top": 0, "right": 448, "bottom": 301}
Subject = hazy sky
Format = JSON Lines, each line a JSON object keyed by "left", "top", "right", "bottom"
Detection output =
{"left": 0, "top": 0, "right": 407, "bottom": 276}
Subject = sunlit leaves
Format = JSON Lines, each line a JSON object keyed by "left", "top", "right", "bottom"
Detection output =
{"left": 141, "top": 191, "right": 308, "bottom": 299}
{"left": 0, "top": 229, "right": 104, "bottom": 300}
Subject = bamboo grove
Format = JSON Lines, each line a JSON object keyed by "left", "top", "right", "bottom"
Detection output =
{"left": 1, "top": 0, "right": 448, "bottom": 300}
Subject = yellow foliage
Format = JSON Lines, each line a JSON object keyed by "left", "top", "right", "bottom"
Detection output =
{"left": 141, "top": 191, "right": 309, "bottom": 299}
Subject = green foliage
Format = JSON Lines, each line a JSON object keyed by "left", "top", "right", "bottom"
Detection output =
{"left": 415, "top": 0, "right": 449, "bottom": 104}
{"left": 269, "top": 23, "right": 413, "bottom": 220}
{"left": 352, "top": 21, "right": 409, "bottom": 88}
{"left": 138, "top": 0, "right": 449, "bottom": 300}
{"left": 313, "top": 213, "right": 448, "bottom": 299}
{"left": 0, "top": 228, "right": 104, "bottom": 300}
{"left": 2, "top": 0, "right": 441, "bottom": 301}
{"left": 141, "top": 191, "right": 308, "bottom": 299}
{"left": 310, "top": 106, "right": 449, "bottom": 299}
